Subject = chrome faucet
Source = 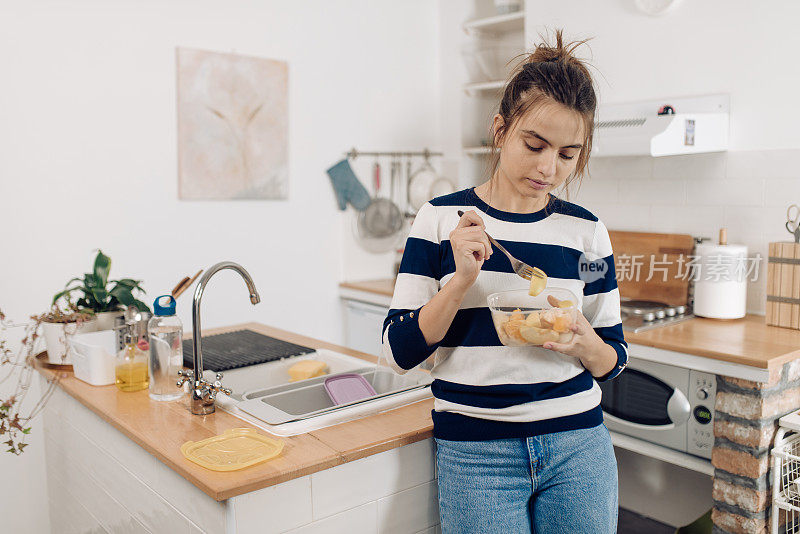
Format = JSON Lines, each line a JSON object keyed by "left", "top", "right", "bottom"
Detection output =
{"left": 177, "top": 261, "right": 261, "bottom": 415}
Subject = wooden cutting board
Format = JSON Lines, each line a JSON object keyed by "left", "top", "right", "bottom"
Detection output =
{"left": 608, "top": 230, "right": 695, "bottom": 306}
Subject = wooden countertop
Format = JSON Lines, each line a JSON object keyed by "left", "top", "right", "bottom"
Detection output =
{"left": 34, "top": 322, "right": 433, "bottom": 502}
{"left": 340, "top": 279, "right": 800, "bottom": 370}
{"left": 624, "top": 314, "right": 800, "bottom": 369}
{"left": 339, "top": 278, "right": 395, "bottom": 297}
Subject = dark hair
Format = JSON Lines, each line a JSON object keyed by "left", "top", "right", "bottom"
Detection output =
{"left": 485, "top": 29, "right": 597, "bottom": 203}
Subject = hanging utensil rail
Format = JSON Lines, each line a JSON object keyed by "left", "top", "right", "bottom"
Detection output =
{"left": 344, "top": 147, "right": 443, "bottom": 159}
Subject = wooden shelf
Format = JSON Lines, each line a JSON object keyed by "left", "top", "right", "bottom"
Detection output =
{"left": 463, "top": 80, "right": 506, "bottom": 95}
{"left": 463, "top": 11, "right": 524, "bottom": 34}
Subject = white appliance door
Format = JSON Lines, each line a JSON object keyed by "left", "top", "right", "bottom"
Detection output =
{"left": 599, "top": 357, "right": 691, "bottom": 454}
{"left": 343, "top": 300, "right": 389, "bottom": 357}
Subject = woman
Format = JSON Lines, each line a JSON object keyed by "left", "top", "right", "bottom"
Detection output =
{"left": 381, "top": 30, "right": 627, "bottom": 533}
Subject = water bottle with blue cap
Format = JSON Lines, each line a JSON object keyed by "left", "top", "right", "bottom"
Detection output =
{"left": 147, "top": 295, "right": 184, "bottom": 401}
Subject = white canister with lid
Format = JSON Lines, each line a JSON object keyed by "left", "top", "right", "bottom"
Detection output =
{"left": 693, "top": 229, "right": 748, "bottom": 319}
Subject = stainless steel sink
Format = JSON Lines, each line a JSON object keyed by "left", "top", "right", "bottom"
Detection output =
{"left": 207, "top": 348, "right": 433, "bottom": 436}
{"left": 237, "top": 365, "right": 432, "bottom": 425}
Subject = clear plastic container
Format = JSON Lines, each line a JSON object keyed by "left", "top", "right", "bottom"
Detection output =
{"left": 487, "top": 287, "right": 579, "bottom": 347}
{"left": 180, "top": 428, "right": 284, "bottom": 471}
{"left": 147, "top": 295, "right": 184, "bottom": 401}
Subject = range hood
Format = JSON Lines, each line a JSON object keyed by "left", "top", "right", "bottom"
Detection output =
{"left": 592, "top": 94, "right": 729, "bottom": 158}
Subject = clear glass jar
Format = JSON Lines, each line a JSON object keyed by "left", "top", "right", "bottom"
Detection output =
{"left": 147, "top": 295, "right": 184, "bottom": 401}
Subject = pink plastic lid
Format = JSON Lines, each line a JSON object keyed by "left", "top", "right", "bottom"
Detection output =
{"left": 324, "top": 373, "right": 377, "bottom": 405}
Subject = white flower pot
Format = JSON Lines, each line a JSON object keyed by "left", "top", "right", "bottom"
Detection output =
{"left": 42, "top": 320, "right": 96, "bottom": 365}
{"left": 93, "top": 310, "right": 124, "bottom": 331}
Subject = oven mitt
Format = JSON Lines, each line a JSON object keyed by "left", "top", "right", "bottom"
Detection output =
{"left": 326, "top": 159, "right": 371, "bottom": 212}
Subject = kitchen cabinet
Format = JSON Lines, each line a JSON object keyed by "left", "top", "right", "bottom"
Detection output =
{"left": 35, "top": 322, "right": 441, "bottom": 534}
{"left": 41, "top": 382, "right": 440, "bottom": 534}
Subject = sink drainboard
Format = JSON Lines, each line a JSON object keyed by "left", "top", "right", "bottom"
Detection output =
{"left": 182, "top": 329, "right": 315, "bottom": 372}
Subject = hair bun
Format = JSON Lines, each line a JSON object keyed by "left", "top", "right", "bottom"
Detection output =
{"left": 526, "top": 29, "right": 587, "bottom": 65}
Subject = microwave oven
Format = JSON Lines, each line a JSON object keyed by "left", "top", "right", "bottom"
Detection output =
{"left": 599, "top": 357, "right": 716, "bottom": 460}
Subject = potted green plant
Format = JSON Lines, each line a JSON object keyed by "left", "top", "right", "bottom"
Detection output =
{"left": 38, "top": 304, "right": 93, "bottom": 365}
{"left": 52, "top": 250, "right": 152, "bottom": 331}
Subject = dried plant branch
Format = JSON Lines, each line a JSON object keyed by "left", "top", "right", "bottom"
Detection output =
{"left": 0, "top": 309, "right": 62, "bottom": 454}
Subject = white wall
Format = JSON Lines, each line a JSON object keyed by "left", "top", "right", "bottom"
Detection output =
{"left": 0, "top": 1, "right": 439, "bottom": 532}
{"left": 516, "top": 0, "right": 800, "bottom": 315}
{"left": 526, "top": 0, "right": 800, "bottom": 151}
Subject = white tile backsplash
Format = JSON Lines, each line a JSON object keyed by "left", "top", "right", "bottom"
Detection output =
{"left": 729, "top": 149, "right": 799, "bottom": 180}
{"left": 311, "top": 453, "right": 383, "bottom": 520}
{"left": 46, "top": 472, "right": 108, "bottom": 534}
{"left": 376, "top": 480, "right": 440, "bottom": 534}
{"left": 576, "top": 149, "right": 794, "bottom": 315}
{"left": 45, "top": 385, "right": 227, "bottom": 533}
{"left": 588, "top": 155, "right": 653, "bottom": 181}
{"left": 233, "top": 476, "right": 313, "bottom": 534}
{"left": 286, "top": 502, "right": 378, "bottom": 534}
{"left": 586, "top": 203, "right": 653, "bottom": 232}
{"left": 649, "top": 205, "right": 726, "bottom": 236}
{"left": 686, "top": 177, "right": 765, "bottom": 207}
{"left": 722, "top": 206, "right": 773, "bottom": 240}
{"left": 726, "top": 150, "right": 769, "bottom": 180}
{"left": 652, "top": 152, "right": 727, "bottom": 181}
{"left": 764, "top": 178, "right": 800, "bottom": 206}
{"left": 618, "top": 177, "right": 686, "bottom": 205}
{"left": 569, "top": 175, "right": 620, "bottom": 204}
{"left": 43, "top": 402, "right": 205, "bottom": 534}
{"left": 375, "top": 439, "right": 437, "bottom": 499}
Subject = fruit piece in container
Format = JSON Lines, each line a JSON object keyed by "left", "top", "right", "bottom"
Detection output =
{"left": 518, "top": 325, "right": 560, "bottom": 345}
{"left": 552, "top": 315, "right": 572, "bottom": 333}
{"left": 288, "top": 360, "right": 328, "bottom": 382}
{"left": 558, "top": 300, "right": 574, "bottom": 308}
{"left": 529, "top": 275, "right": 547, "bottom": 297}
{"left": 503, "top": 319, "right": 527, "bottom": 343}
{"left": 539, "top": 309, "right": 558, "bottom": 329}
{"left": 510, "top": 308, "right": 525, "bottom": 322}
{"left": 524, "top": 311, "right": 542, "bottom": 327}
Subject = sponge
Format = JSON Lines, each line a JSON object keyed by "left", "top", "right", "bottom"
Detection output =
{"left": 287, "top": 360, "right": 328, "bottom": 382}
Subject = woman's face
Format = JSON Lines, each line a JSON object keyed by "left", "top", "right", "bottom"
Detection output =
{"left": 493, "top": 100, "right": 585, "bottom": 200}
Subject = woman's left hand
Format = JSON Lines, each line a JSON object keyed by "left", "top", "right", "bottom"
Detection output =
{"left": 541, "top": 296, "right": 617, "bottom": 378}
{"left": 541, "top": 310, "right": 604, "bottom": 361}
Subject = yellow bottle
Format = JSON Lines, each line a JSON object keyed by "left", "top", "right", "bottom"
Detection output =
{"left": 115, "top": 327, "right": 149, "bottom": 392}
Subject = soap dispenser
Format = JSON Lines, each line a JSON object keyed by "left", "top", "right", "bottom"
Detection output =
{"left": 115, "top": 322, "right": 149, "bottom": 392}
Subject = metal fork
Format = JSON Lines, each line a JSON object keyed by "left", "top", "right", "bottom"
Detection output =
{"left": 457, "top": 210, "right": 547, "bottom": 283}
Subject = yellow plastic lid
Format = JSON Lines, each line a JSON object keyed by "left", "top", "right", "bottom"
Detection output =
{"left": 180, "top": 428, "right": 284, "bottom": 471}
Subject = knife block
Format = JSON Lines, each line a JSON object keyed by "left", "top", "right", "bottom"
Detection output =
{"left": 766, "top": 242, "right": 800, "bottom": 329}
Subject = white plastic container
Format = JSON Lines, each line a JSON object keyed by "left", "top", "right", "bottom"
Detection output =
{"left": 68, "top": 330, "right": 117, "bottom": 386}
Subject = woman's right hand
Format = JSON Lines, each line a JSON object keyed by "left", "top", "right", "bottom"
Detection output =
{"left": 449, "top": 210, "right": 493, "bottom": 290}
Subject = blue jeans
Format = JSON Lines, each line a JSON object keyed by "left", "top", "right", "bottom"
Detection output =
{"left": 434, "top": 423, "right": 618, "bottom": 534}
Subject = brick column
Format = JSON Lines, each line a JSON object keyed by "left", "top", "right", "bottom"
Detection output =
{"left": 711, "top": 361, "right": 800, "bottom": 533}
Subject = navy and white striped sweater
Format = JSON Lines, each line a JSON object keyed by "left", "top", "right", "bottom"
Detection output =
{"left": 380, "top": 188, "right": 628, "bottom": 441}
